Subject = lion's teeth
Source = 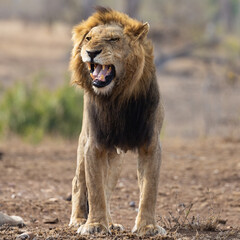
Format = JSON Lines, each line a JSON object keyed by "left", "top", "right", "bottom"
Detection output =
{"left": 90, "top": 73, "right": 94, "bottom": 79}
{"left": 102, "top": 65, "right": 105, "bottom": 70}
{"left": 87, "top": 62, "right": 91, "bottom": 70}
{"left": 107, "top": 66, "right": 112, "bottom": 74}
{"left": 100, "top": 74, "right": 105, "bottom": 81}
{"left": 106, "top": 66, "right": 112, "bottom": 75}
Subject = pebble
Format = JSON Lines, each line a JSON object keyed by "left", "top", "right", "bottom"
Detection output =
{"left": 118, "top": 182, "right": 124, "bottom": 188}
{"left": 43, "top": 217, "right": 59, "bottom": 224}
{"left": 47, "top": 198, "right": 58, "bottom": 202}
{"left": 16, "top": 232, "right": 34, "bottom": 240}
{"left": 0, "top": 212, "right": 25, "bottom": 227}
{"left": 129, "top": 201, "right": 136, "bottom": 208}
{"left": 65, "top": 194, "right": 72, "bottom": 201}
{"left": 46, "top": 237, "right": 55, "bottom": 240}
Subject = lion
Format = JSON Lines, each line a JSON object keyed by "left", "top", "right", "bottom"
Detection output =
{"left": 69, "top": 7, "right": 166, "bottom": 236}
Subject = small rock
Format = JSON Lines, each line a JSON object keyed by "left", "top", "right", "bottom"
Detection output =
{"left": 43, "top": 217, "right": 59, "bottom": 224}
{"left": 16, "top": 232, "right": 34, "bottom": 240}
{"left": 46, "top": 237, "right": 55, "bottom": 240}
{"left": 129, "top": 201, "right": 136, "bottom": 208}
{"left": 118, "top": 182, "right": 124, "bottom": 188}
{"left": 65, "top": 194, "right": 72, "bottom": 201}
{"left": 0, "top": 212, "right": 25, "bottom": 227}
{"left": 47, "top": 198, "right": 58, "bottom": 202}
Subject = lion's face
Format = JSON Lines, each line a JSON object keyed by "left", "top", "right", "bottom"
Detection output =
{"left": 70, "top": 8, "right": 153, "bottom": 98}
{"left": 80, "top": 24, "right": 129, "bottom": 95}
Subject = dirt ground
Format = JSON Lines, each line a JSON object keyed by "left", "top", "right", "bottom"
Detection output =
{"left": 0, "top": 19, "right": 240, "bottom": 239}
{"left": 0, "top": 138, "right": 239, "bottom": 239}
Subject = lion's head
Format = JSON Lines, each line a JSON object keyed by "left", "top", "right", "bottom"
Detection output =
{"left": 70, "top": 7, "right": 155, "bottom": 99}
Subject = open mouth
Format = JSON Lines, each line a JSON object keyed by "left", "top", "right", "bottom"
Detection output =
{"left": 86, "top": 63, "right": 115, "bottom": 88}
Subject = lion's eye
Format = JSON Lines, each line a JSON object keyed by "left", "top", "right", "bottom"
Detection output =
{"left": 86, "top": 36, "right": 91, "bottom": 41}
{"left": 108, "top": 37, "right": 120, "bottom": 42}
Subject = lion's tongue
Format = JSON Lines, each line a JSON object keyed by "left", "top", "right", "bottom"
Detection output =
{"left": 93, "top": 65, "right": 108, "bottom": 82}
{"left": 93, "top": 65, "right": 101, "bottom": 77}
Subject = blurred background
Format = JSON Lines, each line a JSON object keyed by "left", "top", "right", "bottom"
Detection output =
{"left": 0, "top": 0, "right": 240, "bottom": 142}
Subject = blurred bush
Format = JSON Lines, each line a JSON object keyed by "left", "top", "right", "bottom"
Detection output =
{"left": 223, "top": 35, "right": 240, "bottom": 58}
{"left": 0, "top": 76, "right": 83, "bottom": 143}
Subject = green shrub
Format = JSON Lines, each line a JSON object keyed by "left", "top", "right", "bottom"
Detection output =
{"left": 0, "top": 77, "right": 83, "bottom": 142}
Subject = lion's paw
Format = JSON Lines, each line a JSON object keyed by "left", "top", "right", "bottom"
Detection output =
{"left": 132, "top": 224, "right": 166, "bottom": 236}
{"left": 109, "top": 223, "right": 124, "bottom": 232}
{"left": 69, "top": 217, "right": 86, "bottom": 227}
{"left": 77, "top": 222, "right": 109, "bottom": 235}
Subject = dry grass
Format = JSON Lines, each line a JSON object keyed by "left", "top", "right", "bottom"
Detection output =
{"left": 159, "top": 202, "right": 222, "bottom": 231}
{"left": 157, "top": 201, "right": 240, "bottom": 240}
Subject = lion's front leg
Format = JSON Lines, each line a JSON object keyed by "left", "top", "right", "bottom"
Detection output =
{"left": 133, "top": 137, "right": 166, "bottom": 236}
{"left": 77, "top": 142, "right": 109, "bottom": 235}
{"left": 106, "top": 151, "right": 124, "bottom": 232}
{"left": 70, "top": 137, "right": 88, "bottom": 227}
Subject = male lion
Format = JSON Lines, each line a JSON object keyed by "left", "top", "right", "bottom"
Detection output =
{"left": 69, "top": 7, "right": 165, "bottom": 236}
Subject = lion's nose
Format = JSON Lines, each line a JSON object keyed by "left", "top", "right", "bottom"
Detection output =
{"left": 87, "top": 50, "right": 102, "bottom": 61}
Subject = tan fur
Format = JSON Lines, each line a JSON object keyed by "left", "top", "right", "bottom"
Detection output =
{"left": 69, "top": 7, "right": 166, "bottom": 236}
{"left": 70, "top": 7, "right": 154, "bottom": 101}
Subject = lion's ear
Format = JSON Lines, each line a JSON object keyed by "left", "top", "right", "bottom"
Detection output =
{"left": 134, "top": 22, "right": 149, "bottom": 41}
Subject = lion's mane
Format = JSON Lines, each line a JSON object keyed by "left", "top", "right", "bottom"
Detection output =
{"left": 70, "top": 7, "right": 160, "bottom": 151}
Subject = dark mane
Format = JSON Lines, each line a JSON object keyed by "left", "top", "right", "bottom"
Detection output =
{"left": 95, "top": 6, "right": 112, "bottom": 14}
{"left": 88, "top": 79, "right": 159, "bottom": 151}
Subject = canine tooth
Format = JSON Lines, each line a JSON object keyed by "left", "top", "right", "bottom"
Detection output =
{"left": 87, "top": 62, "right": 91, "bottom": 70}
{"left": 102, "top": 65, "right": 105, "bottom": 70}
{"left": 90, "top": 73, "right": 94, "bottom": 79}
{"left": 100, "top": 74, "right": 104, "bottom": 80}
{"left": 106, "top": 66, "right": 112, "bottom": 74}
